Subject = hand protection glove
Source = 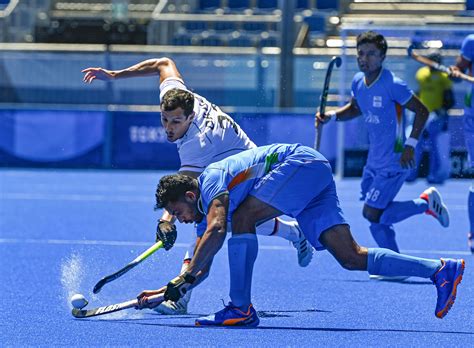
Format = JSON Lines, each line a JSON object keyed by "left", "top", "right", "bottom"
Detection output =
{"left": 156, "top": 219, "right": 177, "bottom": 251}
{"left": 164, "top": 273, "right": 196, "bottom": 302}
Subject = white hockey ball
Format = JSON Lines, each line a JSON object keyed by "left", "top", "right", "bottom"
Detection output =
{"left": 70, "top": 293, "right": 88, "bottom": 309}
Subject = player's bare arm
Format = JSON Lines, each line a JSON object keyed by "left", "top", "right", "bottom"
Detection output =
{"left": 316, "top": 97, "right": 361, "bottom": 124}
{"left": 154, "top": 194, "right": 229, "bottom": 305}
{"left": 82, "top": 57, "right": 181, "bottom": 84}
{"left": 187, "top": 194, "right": 229, "bottom": 277}
{"left": 400, "top": 95, "right": 429, "bottom": 168}
{"left": 187, "top": 238, "right": 212, "bottom": 288}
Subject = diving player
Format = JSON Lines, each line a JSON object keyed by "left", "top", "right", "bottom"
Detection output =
{"left": 82, "top": 57, "right": 313, "bottom": 313}
{"left": 136, "top": 143, "right": 465, "bottom": 326}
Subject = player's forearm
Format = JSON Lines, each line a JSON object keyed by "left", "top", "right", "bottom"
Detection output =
{"left": 410, "top": 110, "right": 429, "bottom": 140}
{"left": 406, "top": 96, "right": 429, "bottom": 140}
{"left": 112, "top": 58, "right": 172, "bottom": 79}
{"left": 187, "top": 228, "right": 226, "bottom": 277}
{"left": 333, "top": 102, "right": 361, "bottom": 121}
{"left": 188, "top": 263, "right": 211, "bottom": 289}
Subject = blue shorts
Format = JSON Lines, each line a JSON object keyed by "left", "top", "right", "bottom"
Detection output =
{"left": 249, "top": 146, "right": 347, "bottom": 250}
{"left": 360, "top": 166, "right": 409, "bottom": 210}
{"left": 464, "top": 115, "right": 474, "bottom": 167}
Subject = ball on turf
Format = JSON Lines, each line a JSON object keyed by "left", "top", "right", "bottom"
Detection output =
{"left": 70, "top": 293, "right": 88, "bottom": 309}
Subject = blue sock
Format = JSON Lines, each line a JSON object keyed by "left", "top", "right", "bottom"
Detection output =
{"left": 367, "top": 248, "right": 442, "bottom": 278}
{"left": 369, "top": 223, "right": 400, "bottom": 252}
{"left": 379, "top": 199, "right": 428, "bottom": 225}
{"left": 469, "top": 185, "right": 474, "bottom": 232}
{"left": 228, "top": 234, "right": 258, "bottom": 310}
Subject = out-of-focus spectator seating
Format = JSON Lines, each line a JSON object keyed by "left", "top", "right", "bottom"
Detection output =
{"left": 339, "top": 0, "right": 474, "bottom": 50}
{"left": 341, "top": 0, "right": 470, "bottom": 26}
{"left": 34, "top": 0, "right": 156, "bottom": 44}
{"left": 3, "top": 0, "right": 472, "bottom": 50}
{"left": 149, "top": 0, "right": 339, "bottom": 47}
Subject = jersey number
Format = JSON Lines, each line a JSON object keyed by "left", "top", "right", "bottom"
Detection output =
{"left": 366, "top": 188, "right": 380, "bottom": 202}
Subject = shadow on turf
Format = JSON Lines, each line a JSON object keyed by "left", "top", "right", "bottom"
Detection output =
{"left": 91, "top": 320, "right": 474, "bottom": 335}
{"left": 326, "top": 279, "right": 433, "bottom": 285}
{"left": 92, "top": 308, "right": 330, "bottom": 322}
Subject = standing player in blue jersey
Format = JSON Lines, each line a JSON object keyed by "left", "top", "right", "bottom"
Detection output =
{"left": 136, "top": 143, "right": 465, "bottom": 326}
{"left": 316, "top": 31, "right": 450, "bottom": 278}
{"left": 450, "top": 34, "right": 474, "bottom": 253}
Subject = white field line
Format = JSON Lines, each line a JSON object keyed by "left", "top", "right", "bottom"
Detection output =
{"left": 1, "top": 193, "right": 152, "bottom": 203}
{"left": 0, "top": 238, "right": 471, "bottom": 255}
{"left": 0, "top": 193, "right": 467, "bottom": 211}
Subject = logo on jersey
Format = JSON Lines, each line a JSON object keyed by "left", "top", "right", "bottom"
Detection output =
{"left": 373, "top": 96, "right": 382, "bottom": 108}
{"left": 253, "top": 173, "right": 270, "bottom": 190}
{"left": 364, "top": 111, "right": 380, "bottom": 124}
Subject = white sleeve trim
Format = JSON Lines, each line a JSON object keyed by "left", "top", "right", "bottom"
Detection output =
{"left": 400, "top": 92, "right": 414, "bottom": 106}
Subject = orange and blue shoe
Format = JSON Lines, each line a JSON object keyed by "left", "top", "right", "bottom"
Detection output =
{"left": 195, "top": 302, "right": 259, "bottom": 327}
{"left": 431, "top": 258, "right": 465, "bottom": 319}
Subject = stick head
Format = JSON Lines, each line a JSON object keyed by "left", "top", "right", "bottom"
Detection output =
{"left": 93, "top": 278, "right": 107, "bottom": 294}
{"left": 333, "top": 56, "right": 342, "bottom": 68}
{"left": 407, "top": 44, "right": 415, "bottom": 57}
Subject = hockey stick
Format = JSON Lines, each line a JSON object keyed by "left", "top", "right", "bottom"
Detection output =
{"left": 93, "top": 241, "right": 163, "bottom": 294}
{"left": 314, "top": 56, "right": 342, "bottom": 151}
{"left": 407, "top": 45, "right": 474, "bottom": 83}
{"left": 72, "top": 293, "right": 165, "bottom": 318}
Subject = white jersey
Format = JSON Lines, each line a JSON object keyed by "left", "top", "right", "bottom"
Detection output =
{"left": 160, "top": 77, "right": 256, "bottom": 173}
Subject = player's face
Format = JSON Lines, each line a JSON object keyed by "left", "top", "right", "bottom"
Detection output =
{"left": 166, "top": 193, "right": 203, "bottom": 224}
{"left": 357, "top": 43, "right": 385, "bottom": 75}
{"left": 161, "top": 107, "right": 194, "bottom": 142}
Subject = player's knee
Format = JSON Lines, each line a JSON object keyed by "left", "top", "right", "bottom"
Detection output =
{"left": 362, "top": 206, "right": 382, "bottom": 223}
{"left": 232, "top": 209, "right": 257, "bottom": 232}
{"left": 337, "top": 251, "right": 366, "bottom": 271}
{"left": 338, "top": 256, "right": 361, "bottom": 271}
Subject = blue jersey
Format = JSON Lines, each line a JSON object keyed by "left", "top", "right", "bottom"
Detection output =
{"left": 195, "top": 143, "right": 326, "bottom": 236}
{"left": 460, "top": 34, "right": 474, "bottom": 114}
{"left": 351, "top": 68, "right": 413, "bottom": 170}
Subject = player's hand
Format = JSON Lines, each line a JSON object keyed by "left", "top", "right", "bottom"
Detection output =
{"left": 136, "top": 287, "right": 166, "bottom": 309}
{"left": 448, "top": 66, "right": 462, "bottom": 79}
{"left": 315, "top": 111, "right": 332, "bottom": 126}
{"left": 164, "top": 273, "right": 196, "bottom": 302}
{"left": 81, "top": 67, "right": 115, "bottom": 84}
{"left": 400, "top": 146, "right": 416, "bottom": 169}
{"left": 156, "top": 220, "right": 177, "bottom": 250}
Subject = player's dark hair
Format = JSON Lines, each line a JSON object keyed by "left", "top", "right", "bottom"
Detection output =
{"left": 356, "top": 31, "right": 388, "bottom": 56}
{"left": 161, "top": 88, "right": 194, "bottom": 117}
{"left": 155, "top": 174, "right": 198, "bottom": 209}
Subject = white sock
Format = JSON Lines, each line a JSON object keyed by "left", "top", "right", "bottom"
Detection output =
{"left": 256, "top": 218, "right": 299, "bottom": 242}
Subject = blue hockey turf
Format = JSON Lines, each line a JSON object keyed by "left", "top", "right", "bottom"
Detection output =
{"left": 1, "top": 169, "right": 472, "bottom": 346}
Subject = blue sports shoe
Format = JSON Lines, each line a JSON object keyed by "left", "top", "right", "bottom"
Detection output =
{"left": 431, "top": 258, "right": 465, "bottom": 319}
{"left": 195, "top": 302, "right": 260, "bottom": 327}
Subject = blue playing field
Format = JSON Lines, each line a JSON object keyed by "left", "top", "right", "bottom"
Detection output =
{"left": 1, "top": 169, "right": 472, "bottom": 346}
